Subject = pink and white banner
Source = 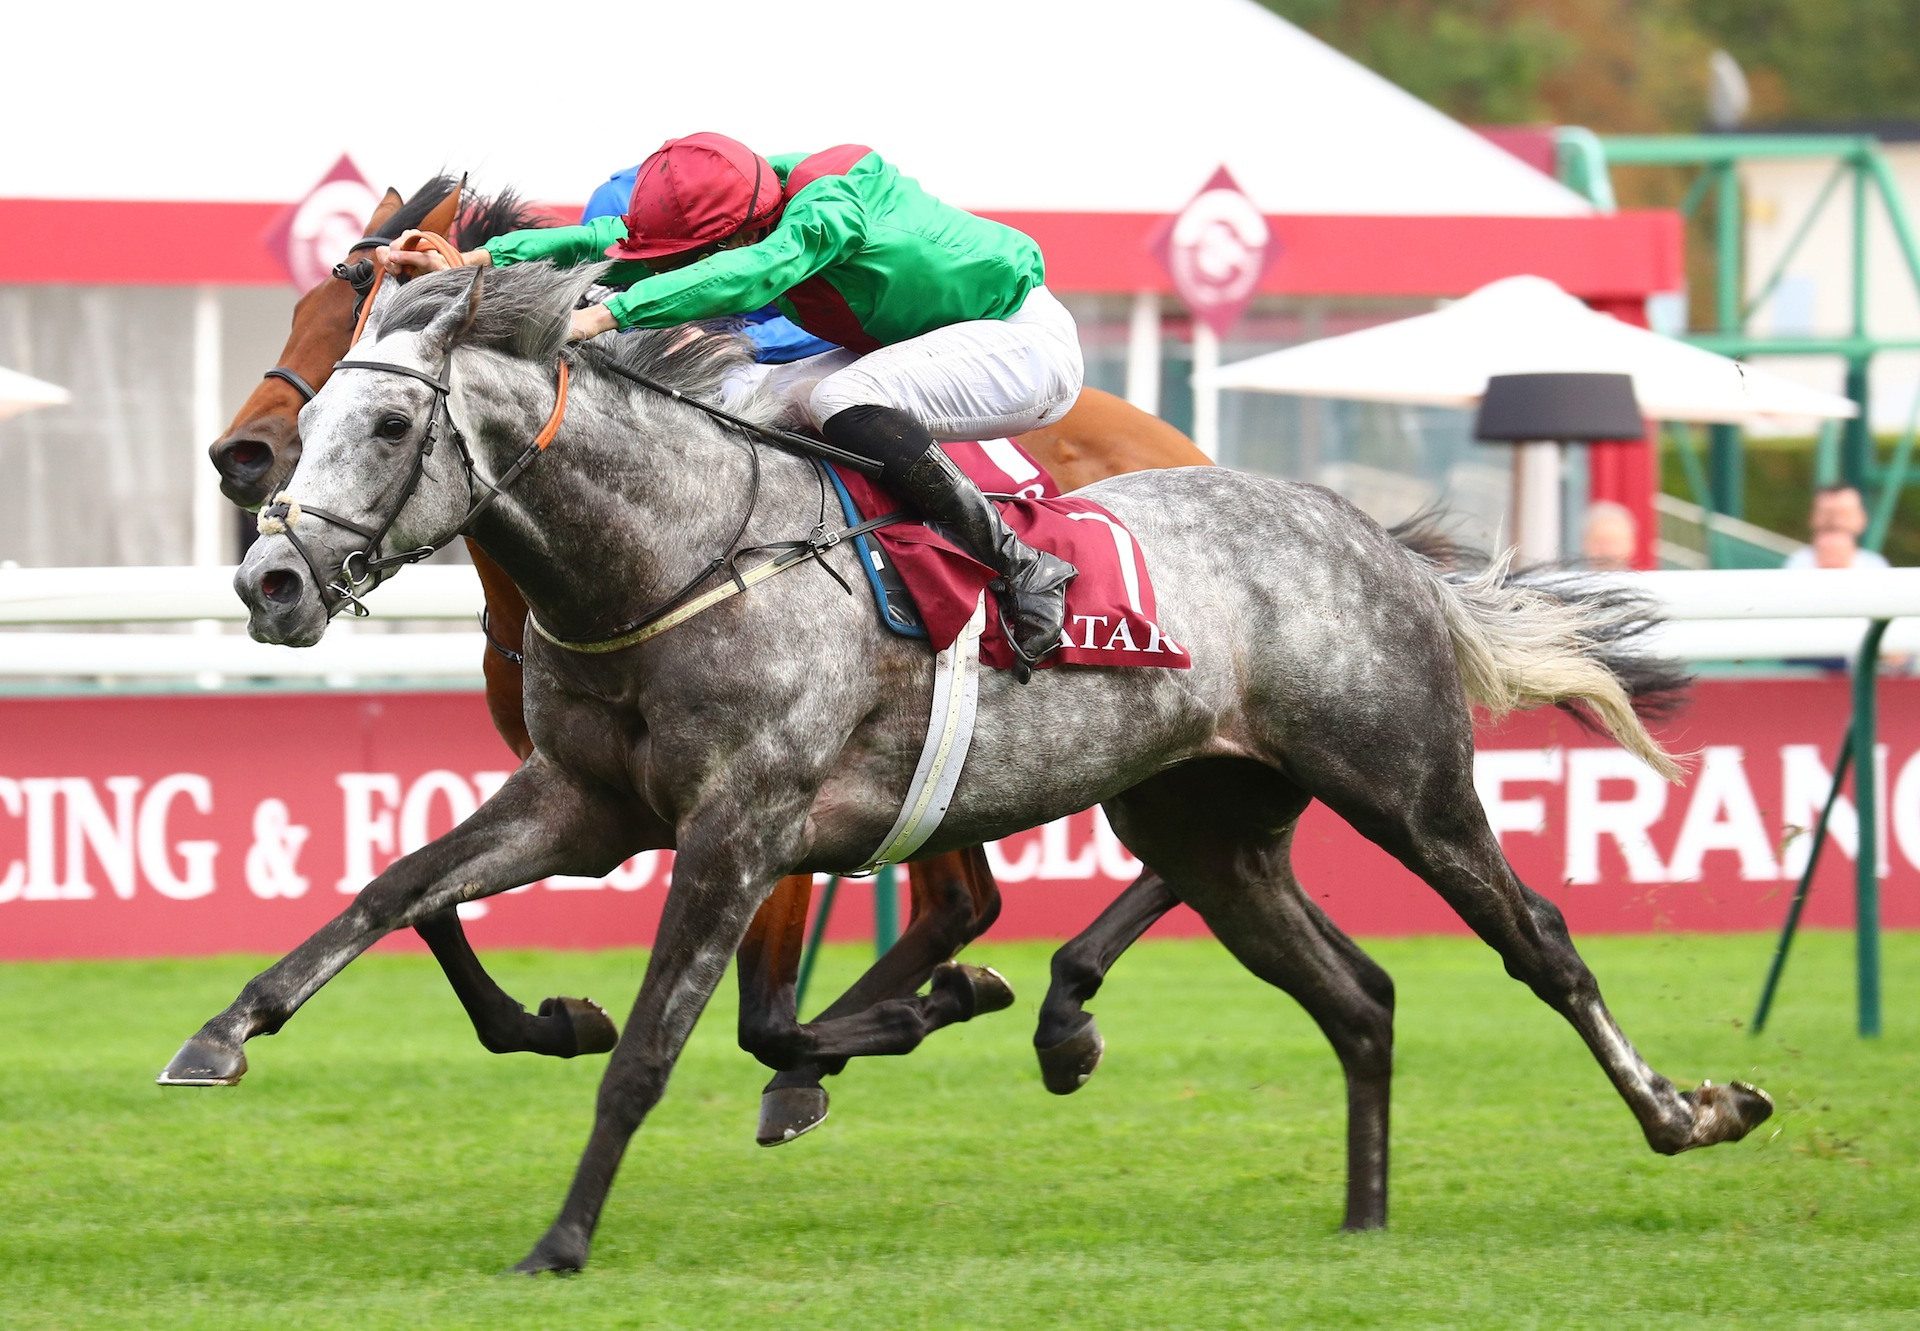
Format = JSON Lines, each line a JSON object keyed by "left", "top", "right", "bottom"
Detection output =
{"left": 2, "top": 679, "right": 1916, "bottom": 959}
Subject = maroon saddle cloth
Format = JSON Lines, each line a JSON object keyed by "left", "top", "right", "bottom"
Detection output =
{"left": 831, "top": 439, "right": 1191, "bottom": 673}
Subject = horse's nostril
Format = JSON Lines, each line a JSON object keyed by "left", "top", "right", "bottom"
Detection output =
{"left": 261, "top": 569, "right": 302, "bottom": 604}
{"left": 217, "top": 440, "right": 273, "bottom": 479}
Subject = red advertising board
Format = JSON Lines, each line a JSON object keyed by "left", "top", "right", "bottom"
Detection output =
{"left": 2, "top": 679, "right": 1915, "bottom": 959}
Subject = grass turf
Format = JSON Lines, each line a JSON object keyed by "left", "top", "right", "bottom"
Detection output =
{"left": 1, "top": 931, "right": 1915, "bottom": 1329}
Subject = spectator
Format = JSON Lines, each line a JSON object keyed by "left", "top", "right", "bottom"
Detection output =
{"left": 1784, "top": 484, "right": 1890, "bottom": 570}
{"left": 1581, "top": 499, "right": 1638, "bottom": 570}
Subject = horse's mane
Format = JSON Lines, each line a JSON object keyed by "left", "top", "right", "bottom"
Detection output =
{"left": 376, "top": 261, "right": 773, "bottom": 426}
{"left": 453, "top": 186, "right": 550, "bottom": 248}
{"left": 372, "top": 174, "right": 551, "bottom": 249}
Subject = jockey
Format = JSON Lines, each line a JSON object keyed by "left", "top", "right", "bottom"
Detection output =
{"left": 580, "top": 163, "right": 839, "bottom": 365}
{"left": 384, "top": 133, "right": 1082, "bottom": 675}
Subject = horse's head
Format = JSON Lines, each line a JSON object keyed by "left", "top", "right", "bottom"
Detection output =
{"left": 209, "top": 181, "right": 464, "bottom": 510}
{"left": 235, "top": 261, "right": 597, "bottom": 645}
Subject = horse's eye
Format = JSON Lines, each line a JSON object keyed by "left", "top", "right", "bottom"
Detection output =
{"left": 375, "top": 414, "right": 411, "bottom": 442}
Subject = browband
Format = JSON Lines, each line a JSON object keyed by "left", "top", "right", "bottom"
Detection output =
{"left": 333, "top": 360, "right": 453, "bottom": 395}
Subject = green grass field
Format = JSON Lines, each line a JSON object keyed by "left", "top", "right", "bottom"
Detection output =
{"left": 2, "top": 931, "right": 1915, "bottom": 1329}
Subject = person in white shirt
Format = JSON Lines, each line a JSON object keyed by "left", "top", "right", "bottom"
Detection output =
{"left": 1783, "top": 484, "right": 1891, "bottom": 569}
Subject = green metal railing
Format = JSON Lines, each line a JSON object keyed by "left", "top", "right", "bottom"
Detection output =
{"left": 1580, "top": 133, "right": 1920, "bottom": 542}
{"left": 1568, "top": 135, "right": 1914, "bottom": 1035}
{"left": 1751, "top": 619, "right": 1891, "bottom": 1037}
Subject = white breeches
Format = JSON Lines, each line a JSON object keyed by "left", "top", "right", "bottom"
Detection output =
{"left": 730, "top": 286, "right": 1085, "bottom": 441}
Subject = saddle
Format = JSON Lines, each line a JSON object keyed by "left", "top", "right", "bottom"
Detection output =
{"left": 829, "top": 441, "right": 1190, "bottom": 674}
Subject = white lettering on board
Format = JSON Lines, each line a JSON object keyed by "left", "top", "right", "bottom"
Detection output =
{"left": 336, "top": 772, "right": 402, "bottom": 894}
{"left": 1666, "top": 747, "right": 1778, "bottom": 882}
{"left": 1474, "top": 748, "right": 1564, "bottom": 842}
{"left": 1564, "top": 748, "right": 1670, "bottom": 885}
{"left": 0, "top": 774, "right": 215, "bottom": 903}
{"left": 139, "top": 774, "right": 218, "bottom": 900}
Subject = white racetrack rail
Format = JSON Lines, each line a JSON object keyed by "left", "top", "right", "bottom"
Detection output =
{"left": 3, "top": 565, "right": 1919, "bottom": 681}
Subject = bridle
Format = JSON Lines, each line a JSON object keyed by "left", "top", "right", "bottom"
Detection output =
{"left": 260, "top": 246, "right": 570, "bottom": 619}
{"left": 262, "top": 344, "right": 570, "bottom": 619}
{"left": 260, "top": 233, "right": 393, "bottom": 407}
{"left": 260, "top": 238, "right": 901, "bottom": 645}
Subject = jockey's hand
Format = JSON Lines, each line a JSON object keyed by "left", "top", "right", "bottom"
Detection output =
{"left": 568, "top": 305, "right": 618, "bottom": 342}
{"left": 374, "top": 231, "right": 494, "bottom": 276}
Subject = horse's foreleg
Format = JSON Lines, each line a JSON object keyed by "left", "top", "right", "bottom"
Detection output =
{"left": 428, "top": 559, "right": 620, "bottom": 1058}
{"left": 515, "top": 805, "right": 802, "bottom": 1276}
{"left": 744, "top": 847, "right": 1002, "bottom": 1145}
{"left": 1032, "top": 869, "right": 1179, "bottom": 1094}
{"left": 413, "top": 909, "right": 618, "bottom": 1059}
{"left": 735, "top": 872, "right": 823, "bottom": 1142}
{"left": 158, "top": 754, "right": 636, "bottom": 1087}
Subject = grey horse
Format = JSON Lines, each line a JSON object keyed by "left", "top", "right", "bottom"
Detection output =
{"left": 163, "top": 262, "right": 1773, "bottom": 1274}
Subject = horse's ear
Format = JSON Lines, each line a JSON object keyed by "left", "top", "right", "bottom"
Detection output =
{"left": 360, "top": 275, "right": 403, "bottom": 341}
{"left": 364, "top": 188, "right": 405, "bottom": 236}
{"left": 416, "top": 267, "right": 487, "bottom": 357}
{"left": 458, "top": 265, "right": 485, "bottom": 338}
{"left": 420, "top": 177, "right": 465, "bottom": 239}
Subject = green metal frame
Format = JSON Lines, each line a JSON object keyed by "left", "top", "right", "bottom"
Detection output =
{"left": 1576, "top": 134, "right": 1907, "bottom": 1037}
{"left": 1751, "top": 620, "right": 1890, "bottom": 1037}
{"left": 1579, "top": 133, "right": 1920, "bottom": 549}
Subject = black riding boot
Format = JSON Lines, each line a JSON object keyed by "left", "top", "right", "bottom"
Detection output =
{"left": 823, "top": 405, "right": 1077, "bottom": 680}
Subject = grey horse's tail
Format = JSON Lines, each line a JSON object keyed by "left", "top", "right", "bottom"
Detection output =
{"left": 1387, "top": 513, "right": 1688, "bottom": 782}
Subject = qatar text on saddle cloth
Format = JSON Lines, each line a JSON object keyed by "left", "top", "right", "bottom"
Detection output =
{"left": 834, "top": 440, "right": 1191, "bottom": 672}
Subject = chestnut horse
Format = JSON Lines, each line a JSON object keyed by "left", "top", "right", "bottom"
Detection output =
{"left": 210, "top": 177, "right": 1201, "bottom": 1141}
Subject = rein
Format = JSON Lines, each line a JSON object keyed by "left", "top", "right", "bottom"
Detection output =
{"left": 268, "top": 245, "right": 902, "bottom": 644}
{"left": 262, "top": 328, "right": 570, "bottom": 619}
{"left": 575, "top": 344, "right": 884, "bottom": 478}
{"left": 529, "top": 504, "right": 904, "bottom": 655}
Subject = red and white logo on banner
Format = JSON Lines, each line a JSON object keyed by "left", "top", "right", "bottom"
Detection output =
{"left": 263, "top": 155, "right": 382, "bottom": 290}
{"left": 1152, "top": 166, "right": 1279, "bottom": 338}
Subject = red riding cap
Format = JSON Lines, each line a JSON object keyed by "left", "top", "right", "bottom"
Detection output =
{"left": 607, "top": 132, "right": 782, "bottom": 262}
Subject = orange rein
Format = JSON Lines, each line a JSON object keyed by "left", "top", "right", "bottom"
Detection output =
{"left": 347, "top": 231, "right": 570, "bottom": 452}
{"left": 533, "top": 360, "right": 570, "bottom": 450}
{"left": 348, "top": 231, "right": 469, "bottom": 347}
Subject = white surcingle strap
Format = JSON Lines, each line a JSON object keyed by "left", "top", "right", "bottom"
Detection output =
{"left": 855, "top": 592, "right": 988, "bottom": 873}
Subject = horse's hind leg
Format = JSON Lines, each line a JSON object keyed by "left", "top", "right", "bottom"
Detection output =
{"left": 1034, "top": 870, "right": 1180, "bottom": 1094}
{"left": 1303, "top": 730, "right": 1771, "bottom": 1155}
{"left": 413, "top": 910, "right": 618, "bottom": 1059}
{"left": 741, "top": 848, "right": 1009, "bottom": 1144}
{"left": 1103, "top": 762, "right": 1396, "bottom": 1231}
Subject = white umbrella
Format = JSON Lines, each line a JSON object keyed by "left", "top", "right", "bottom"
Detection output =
{"left": 0, "top": 366, "right": 71, "bottom": 423}
{"left": 1209, "top": 274, "right": 1857, "bottom": 425}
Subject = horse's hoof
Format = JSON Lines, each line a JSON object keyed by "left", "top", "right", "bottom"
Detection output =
{"left": 509, "top": 1227, "right": 587, "bottom": 1276}
{"left": 157, "top": 1036, "right": 247, "bottom": 1087}
{"left": 757, "top": 1086, "right": 829, "bottom": 1147}
{"left": 539, "top": 996, "right": 618, "bottom": 1057}
{"left": 931, "top": 961, "right": 1016, "bottom": 1020}
{"left": 1036, "top": 1015, "right": 1104, "bottom": 1095}
{"left": 1685, "top": 1078, "right": 1774, "bottom": 1148}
